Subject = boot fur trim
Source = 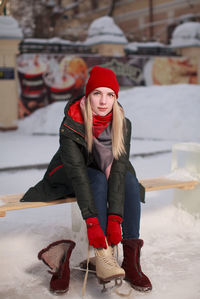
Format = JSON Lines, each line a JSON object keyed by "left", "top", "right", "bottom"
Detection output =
{"left": 38, "top": 240, "right": 75, "bottom": 274}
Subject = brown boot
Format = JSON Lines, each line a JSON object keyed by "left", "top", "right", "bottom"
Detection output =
{"left": 121, "top": 239, "right": 152, "bottom": 292}
{"left": 38, "top": 240, "right": 76, "bottom": 294}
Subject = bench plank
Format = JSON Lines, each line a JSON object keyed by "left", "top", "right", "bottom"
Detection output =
{"left": 140, "top": 177, "right": 198, "bottom": 191}
{"left": 0, "top": 194, "right": 76, "bottom": 214}
{"left": 0, "top": 177, "right": 198, "bottom": 217}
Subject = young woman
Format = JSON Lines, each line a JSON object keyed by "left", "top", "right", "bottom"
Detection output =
{"left": 21, "top": 66, "right": 152, "bottom": 294}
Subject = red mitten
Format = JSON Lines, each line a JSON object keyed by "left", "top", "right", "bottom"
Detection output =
{"left": 85, "top": 217, "right": 107, "bottom": 249}
{"left": 106, "top": 215, "right": 122, "bottom": 245}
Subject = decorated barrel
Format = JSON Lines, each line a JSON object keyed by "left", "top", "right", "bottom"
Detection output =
{"left": 17, "top": 54, "right": 47, "bottom": 114}
{"left": 44, "top": 56, "right": 88, "bottom": 103}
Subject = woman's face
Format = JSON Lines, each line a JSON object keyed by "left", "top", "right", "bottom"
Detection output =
{"left": 89, "top": 87, "right": 115, "bottom": 116}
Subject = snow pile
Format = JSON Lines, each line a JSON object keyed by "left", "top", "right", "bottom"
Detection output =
{"left": 18, "top": 84, "right": 200, "bottom": 143}
{"left": 171, "top": 22, "right": 200, "bottom": 47}
{"left": 166, "top": 168, "right": 198, "bottom": 181}
{"left": 121, "top": 84, "right": 200, "bottom": 142}
{"left": 24, "top": 37, "right": 78, "bottom": 45}
{"left": 85, "top": 16, "right": 128, "bottom": 45}
{"left": 18, "top": 102, "right": 64, "bottom": 135}
{"left": 125, "top": 41, "right": 165, "bottom": 52}
{"left": 0, "top": 16, "right": 23, "bottom": 39}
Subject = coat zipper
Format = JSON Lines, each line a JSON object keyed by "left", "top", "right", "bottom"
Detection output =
{"left": 63, "top": 123, "right": 85, "bottom": 138}
{"left": 63, "top": 122, "right": 92, "bottom": 165}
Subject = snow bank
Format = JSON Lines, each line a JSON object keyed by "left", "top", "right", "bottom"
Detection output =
{"left": 24, "top": 37, "right": 80, "bottom": 45}
{"left": 85, "top": 16, "right": 128, "bottom": 45}
{"left": 120, "top": 84, "right": 200, "bottom": 142}
{"left": 0, "top": 16, "right": 23, "bottom": 39}
{"left": 18, "top": 102, "right": 65, "bottom": 135}
{"left": 171, "top": 22, "right": 200, "bottom": 47}
{"left": 18, "top": 84, "right": 200, "bottom": 143}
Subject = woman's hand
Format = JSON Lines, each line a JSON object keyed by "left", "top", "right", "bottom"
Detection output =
{"left": 106, "top": 215, "right": 122, "bottom": 245}
{"left": 85, "top": 217, "right": 107, "bottom": 249}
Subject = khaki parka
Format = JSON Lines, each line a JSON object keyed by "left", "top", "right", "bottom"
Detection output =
{"left": 21, "top": 97, "right": 145, "bottom": 219}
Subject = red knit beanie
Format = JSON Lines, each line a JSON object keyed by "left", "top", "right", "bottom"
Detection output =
{"left": 85, "top": 66, "right": 119, "bottom": 98}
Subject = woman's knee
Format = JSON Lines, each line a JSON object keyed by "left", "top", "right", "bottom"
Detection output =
{"left": 87, "top": 168, "right": 108, "bottom": 189}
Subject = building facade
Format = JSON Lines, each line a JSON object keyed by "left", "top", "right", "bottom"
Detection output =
{"left": 5, "top": 0, "right": 200, "bottom": 43}
{"left": 56, "top": 0, "right": 200, "bottom": 43}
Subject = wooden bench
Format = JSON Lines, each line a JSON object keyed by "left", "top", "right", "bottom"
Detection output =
{"left": 0, "top": 177, "right": 199, "bottom": 218}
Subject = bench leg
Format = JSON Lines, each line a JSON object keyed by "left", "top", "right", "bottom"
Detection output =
{"left": 71, "top": 203, "right": 88, "bottom": 261}
{"left": 172, "top": 142, "right": 200, "bottom": 216}
{"left": 0, "top": 211, "right": 6, "bottom": 217}
{"left": 174, "top": 185, "right": 200, "bottom": 216}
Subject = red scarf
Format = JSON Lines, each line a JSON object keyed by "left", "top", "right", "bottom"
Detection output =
{"left": 93, "top": 112, "right": 113, "bottom": 138}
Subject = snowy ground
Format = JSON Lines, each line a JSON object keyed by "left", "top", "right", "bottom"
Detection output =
{"left": 0, "top": 85, "right": 200, "bottom": 299}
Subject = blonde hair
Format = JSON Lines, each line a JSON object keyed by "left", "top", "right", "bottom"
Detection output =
{"left": 82, "top": 95, "right": 126, "bottom": 160}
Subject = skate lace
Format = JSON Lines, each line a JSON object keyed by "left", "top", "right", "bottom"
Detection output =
{"left": 82, "top": 243, "right": 90, "bottom": 297}
{"left": 101, "top": 247, "right": 119, "bottom": 267}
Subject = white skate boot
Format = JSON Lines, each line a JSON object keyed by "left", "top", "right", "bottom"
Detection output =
{"left": 94, "top": 244, "right": 125, "bottom": 291}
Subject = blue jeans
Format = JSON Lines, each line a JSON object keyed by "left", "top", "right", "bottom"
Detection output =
{"left": 87, "top": 168, "right": 141, "bottom": 239}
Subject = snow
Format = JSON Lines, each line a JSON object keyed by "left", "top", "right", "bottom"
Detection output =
{"left": 170, "top": 22, "right": 200, "bottom": 48}
{"left": 45, "top": 0, "right": 56, "bottom": 8}
{"left": 0, "top": 16, "right": 23, "bottom": 39}
{"left": 85, "top": 16, "right": 128, "bottom": 45}
{"left": 125, "top": 41, "right": 165, "bottom": 52}
{"left": 166, "top": 168, "right": 198, "bottom": 181}
{"left": 0, "top": 84, "right": 200, "bottom": 298}
{"left": 121, "top": 84, "right": 200, "bottom": 142}
{"left": 24, "top": 37, "right": 80, "bottom": 45}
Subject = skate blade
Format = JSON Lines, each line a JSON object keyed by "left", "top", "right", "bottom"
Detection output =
{"left": 98, "top": 273, "right": 125, "bottom": 284}
{"left": 97, "top": 275, "right": 124, "bottom": 293}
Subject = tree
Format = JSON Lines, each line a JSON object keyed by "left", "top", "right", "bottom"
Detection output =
{"left": 108, "top": 0, "right": 117, "bottom": 17}
{"left": 9, "top": 0, "right": 81, "bottom": 38}
{"left": 0, "top": 0, "right": 8, "bottom": 15}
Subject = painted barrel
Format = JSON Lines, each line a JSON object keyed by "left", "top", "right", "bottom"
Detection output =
{"left": 44, "top": 73, "right": 76, "bottom": 103}
{"left": 18, "top": 71, "right": 47, "bottom": 111}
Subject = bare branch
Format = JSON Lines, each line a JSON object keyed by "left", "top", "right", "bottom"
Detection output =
{"left": 0, "top": 0, "right": 8, "bottom": 15}
{"left": 108, "top": 0, "right": 116, "bottom": 17}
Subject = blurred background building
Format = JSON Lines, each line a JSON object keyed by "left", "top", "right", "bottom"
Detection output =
{"left": 0, "top": 0, "right": 200, "bottom": 130}
{"left": 2, "top": 0, "right": 200, "bottom": 43}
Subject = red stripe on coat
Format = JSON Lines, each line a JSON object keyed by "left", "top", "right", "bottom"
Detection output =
{"left": 63, "top": 123, "right": 85, "bottom": 138}
{"left": 49, "top": 164, "right": 64, "bottom": 176}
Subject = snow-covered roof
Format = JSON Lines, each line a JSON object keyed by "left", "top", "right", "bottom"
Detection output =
{"left": 84, "top": 16, "right": 128, "bottom": 46}
{"left": 170, "top": 22, "right": 200, "bottom": 48}
{"left": 23, "top": 37, "right": 86, "bottom": 46}
{"left": 125, "top": 41, "right": 165, "bottom": 52}
{"left": 24, "top": 37, "right": 73, "bottom": 45}
{"left": 0, "top": 16, "right": 23, "bottom": 39}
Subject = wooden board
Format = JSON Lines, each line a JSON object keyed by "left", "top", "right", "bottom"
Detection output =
{"left": 0, "top": 177, "right": 198, "bottom": 217}
{"left": 0, "top": 194, "right": 76, "bottom": 216}
{"left": 140, "top": 177, "right": 198, "bottom": 191}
